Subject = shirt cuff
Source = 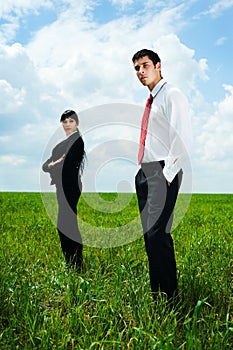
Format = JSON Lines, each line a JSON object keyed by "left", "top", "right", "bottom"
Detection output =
{"left": 163, "top": 157, "right": 180, "bottom": 183}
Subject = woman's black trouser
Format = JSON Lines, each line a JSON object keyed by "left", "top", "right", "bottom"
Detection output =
{"left": 56, "top": 181, "right": 83, "bottom": 268}
{"left": 135, "top": 161, "right": 182, "bottom": 299}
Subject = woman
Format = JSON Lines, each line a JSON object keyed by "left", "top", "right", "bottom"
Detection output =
{"left": 42, "top": 110, "right": 85, "bottom": 269}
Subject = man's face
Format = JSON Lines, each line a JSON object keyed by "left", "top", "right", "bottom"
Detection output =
{"left": 133, "top": 55, "right": 161, "bottom": 91}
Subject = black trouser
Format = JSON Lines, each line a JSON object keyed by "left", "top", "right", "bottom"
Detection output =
{"left": 56, "top": 181, "right": 83, "bottom": 268}
{"left": 135, "top": 161, "right": 182, "bottom": 299}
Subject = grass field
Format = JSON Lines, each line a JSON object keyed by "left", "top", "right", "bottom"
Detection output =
{"left": 0, "top": 192, "right": 232, "bottom": 349}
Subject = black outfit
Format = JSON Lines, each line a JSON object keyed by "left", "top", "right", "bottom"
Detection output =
{"left": 135, "top": 161, "right": 182, "bottom": 300}
{"left": 42, "top": 131, "right": 85, "bottom": 268}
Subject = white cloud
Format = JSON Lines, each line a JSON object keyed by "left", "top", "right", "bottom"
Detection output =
{"left": 207, "top": 0, "right": 233, "bottom": 17}
{"left": 0, "top": 0, "right": 52, "bottom": 17}
{"left": 154, "top": 34, "right": 208, "bottom": 97}
{"left": 0, "top": 43, "right": 41, "bottom": 106}
{"left": 25, "top": 3, "right": 205, "bottom": 111}
{"left": 0, "top": 43, "right": 30, "bottom": 88}
{"left": 196, "top": 84, "right": 233, "bottom": 164}
{"left": 0, "top": 80, "right": 25, "bottom": 113}
{"left": 0, "top": 135, "right": 10, "bottom": 142}
{"left": 197, "top": 0, "right": 233, "bottom": 18}
{"left": 191, "top": 84, "right": 233, "bottom": 193}
{"left": 0, "top": 0, "right": 53, "bottom": 43}
{"left": 0, "top": 40, "right": 68, "bottom": 138}
{"left": 215, "top": 36, "right": 227, "bottom": 46}
{"left": 110, "top": 0, "right": 134, "bottom": 8}
{"left": 0, "top": 154, "right": 26, "bottom": 166}
{"left": 0, "top": 21, "right": 19, "bottom": 44}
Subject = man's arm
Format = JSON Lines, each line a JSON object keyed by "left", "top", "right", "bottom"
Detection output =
{"left": 163, "top": 87, "right": 192, "bottom": 183}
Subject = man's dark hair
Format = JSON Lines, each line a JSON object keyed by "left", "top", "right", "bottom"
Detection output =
{"left": 60, "top": 110, "right": 79, "bottom": 123}
{"left": 132, "top": 49, "right": 161, "bottom": 66}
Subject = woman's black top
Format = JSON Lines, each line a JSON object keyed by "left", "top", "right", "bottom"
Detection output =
{"left": 42, "top": 131, "right": 85, "bottom": 188}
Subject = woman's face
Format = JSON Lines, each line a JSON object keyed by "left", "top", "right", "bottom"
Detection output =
{"left": 62, "top": 117, "right": 78, "bottom": 136}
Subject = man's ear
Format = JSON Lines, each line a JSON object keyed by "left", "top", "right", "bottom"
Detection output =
{"left": 155, "top": 62, "right": 161, "bottom": 70}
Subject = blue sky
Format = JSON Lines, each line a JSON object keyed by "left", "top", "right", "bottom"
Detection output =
{"left": 0, "top": 0, "right": 233, "bottom": 193}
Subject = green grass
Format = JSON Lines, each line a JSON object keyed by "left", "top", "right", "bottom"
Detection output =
{"left": 0, "top": 192, "right": 232, "bottom": 349}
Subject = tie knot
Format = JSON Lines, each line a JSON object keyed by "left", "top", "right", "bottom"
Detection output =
{"left": 147, "top": 94, "right": 153, "bottom": 106}
{"left": 145, "top": 94, "right": 153, "bottom": 108}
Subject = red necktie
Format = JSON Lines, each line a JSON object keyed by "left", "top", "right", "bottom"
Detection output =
{"left": 138, "top": 94, "right": 153, "bottom": 164}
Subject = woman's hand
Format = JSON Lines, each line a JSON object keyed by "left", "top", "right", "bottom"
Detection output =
{"left": 48, "top": 154, "right": 65, "bottom": 169}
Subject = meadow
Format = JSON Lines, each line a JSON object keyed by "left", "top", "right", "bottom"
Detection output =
{"left": 0, "top": 192, "right": 232, "bottom": 349}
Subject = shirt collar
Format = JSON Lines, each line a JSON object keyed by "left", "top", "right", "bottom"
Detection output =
{"left": 66, "top": 130, "right": 78, "bottom": 139}
{"left": 151, "top": 79, "right": 166, "bottom": 97}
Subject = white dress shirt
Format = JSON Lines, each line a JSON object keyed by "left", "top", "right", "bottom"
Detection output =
{"left": 142, "top": 79, "right": 192, "bottom": 182}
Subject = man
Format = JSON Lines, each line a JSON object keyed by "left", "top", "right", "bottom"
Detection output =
{"left": 132, "top": 49, "right": 191, "bottom": 301}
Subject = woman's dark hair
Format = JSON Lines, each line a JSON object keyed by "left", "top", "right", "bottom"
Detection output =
{"left": 60, "top": 110, "right": 79, "bottom": 123}
{"left": 132, "top": 49, "right": 161, "bottom": 66}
